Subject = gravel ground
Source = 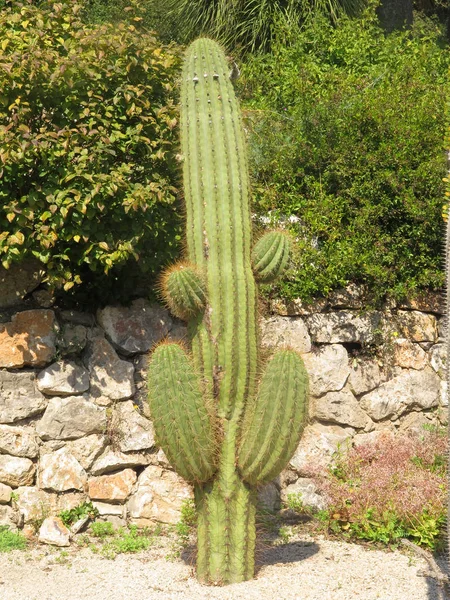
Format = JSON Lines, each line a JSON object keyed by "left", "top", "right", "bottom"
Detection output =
{"left": 0, "top": 532, "right": 447, "bottom": 600}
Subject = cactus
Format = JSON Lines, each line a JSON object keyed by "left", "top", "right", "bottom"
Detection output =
{"left": 147, "top": 38, "right": 309, "bottom": 585}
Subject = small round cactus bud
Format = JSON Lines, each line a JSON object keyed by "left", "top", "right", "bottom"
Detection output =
{"left": 251, "top": 231, "right": 291, "bottom": 283}
{"left": 160, "top": 262, "right": 207, "bottom": 320}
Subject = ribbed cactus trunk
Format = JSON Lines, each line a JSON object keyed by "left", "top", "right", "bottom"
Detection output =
{"left": 182, "top": 40, "right": 258, "bottom": 584}
{"left": 148, "top": 38, "right": 309, "bottom": 585}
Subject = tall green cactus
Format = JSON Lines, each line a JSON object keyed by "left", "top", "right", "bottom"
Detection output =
{"left": 148, "top": 38, "right": 309, "bottom": 585}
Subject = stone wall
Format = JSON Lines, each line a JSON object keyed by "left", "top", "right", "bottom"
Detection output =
{"left": 0, "top": 264, "right": 446, "bottom": 539}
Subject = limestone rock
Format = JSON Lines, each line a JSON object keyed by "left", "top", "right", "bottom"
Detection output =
{"left": 60, "top": 310, "right": 95, "bottom": 327}
{"left": 392, "top": 339, "right": 427, "bottom": 370}
{"left": 0, "top": 259, "right": 43, "bottom": 309}
{"left": 260, "top": 316, "right": 311, "bottom": 353}
{"left": 327, "top": 284, "right": 368, "bottom": 309}
{"left": 167, "top": 320, "right": 188, "bottom": 343}
{"left": 110, "top": 401, "right": 155, "bottom": 453}
{"left": 269, "top": 297, "right": 327, "bottom": 317}
{"left": 66, "top": 434, "right": 107, "bottom": 470}
{"left": 348, "top": 360, "right": 383, "bottom": 396}
{"left": 0, "top": 455, "right": 35, "bottom": 487}
{"left": 56, "top": 492, "right": 88, "bottom": 514}
{"left": 0, "top": 504, "right": 19, "bottom": 530}
{"left": 398, "top": 411, "right": 433, "bottom": 433}
{"left": 353, "top": 429, "right": 395, "bottom": 448}
{"left": 88, "top": 469, "right": 137, "bottom": 502}
{"left": 57, "top": 324, "right": 87, "bottom": 356}
{"left": 302, "top": 344, "right": 349, "bottom": 396}
{"left": 36, "top": 396, "right": 106, "bottom": 440}
{"left": 127, "top": 465, "right": 193, "bottom": 525}
{"left": 96, "top": 300, "right": 172, "bottom": 355}
{"left": 398, "top": 292, "right": 444, "bottom": 315}
{"left": 393, "top": 310, "right": 437, "bottom": 343}
{"left": 37, "top": 360, "right": 89, "bottom": 396}
{"left": 85, "top": 336, "right": 135, "bottom": 401}
{"left": 359, "top": 368, "right": 440, "bottom": 421}
{"left": 38, "top": 447, "right": 87, "bottom": 492}
{"left": 0, "top": 482, "right": 12, "bottom": 504}
{"left": 430, "top": 344, "right": 446, "bottom": 378}
{"left": 0, "top": 425, "right": 39, "bottom": 458}
{"left": 90, "top": 447, "right": 151, "bottom": 476}
{"left": 92, "top": 502, "right": 126, "bottom": 517}
{"left": 38, "top": 517, "right": 70, "bottom": 547}
{"left": 257, "top": 482, "right": 280, "bottom": 513}
{"left": 0, "top": 371, "right": 48, "bottom": 424}
{"left": 14, "top": 487, "right": 53, "bottom": 523}
{"left": 282, "top": 478, "right": 326, "bottom": 511}
{"left": 312, "top": 387, "right": 370, "bottom": 429}
{"left": 306, "top": 311, "right": 382, "bottom": 345}
{"left": 289, "top": 423, "right": 354, "bottom": 476}
{"left": 440, "top": 380, "right": 448, "bottom": 407}
{"left": 0, "top": 310, "right": 57, "bottom": 368}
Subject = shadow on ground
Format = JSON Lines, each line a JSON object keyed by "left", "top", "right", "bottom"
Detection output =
{"left": 426, "top": 552, "right": 450, "bottom": 600}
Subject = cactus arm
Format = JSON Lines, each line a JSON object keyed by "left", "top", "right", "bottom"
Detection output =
{"left": 160, "top": 262, "right": 207, "bottom": 320}
{"left": 147, "top": 343, "right": 216, "bottom": 482}
{"left": 252, "top": 230, "right": 291, "bottom": 283}
{"left": 238, "top": 349, "right": 309, "bottom": 485}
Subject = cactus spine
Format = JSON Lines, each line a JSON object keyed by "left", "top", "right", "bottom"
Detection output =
{"left": 148, "top": 38, "right": 308, "bottom": 585}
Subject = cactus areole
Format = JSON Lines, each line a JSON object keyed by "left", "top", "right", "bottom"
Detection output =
{"left": 147, "top": 38, "right": 309, "bottom": 585}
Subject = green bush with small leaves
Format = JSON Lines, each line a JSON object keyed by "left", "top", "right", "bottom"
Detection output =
{"left": 240, "top": 7, "right": 449, "bottom": 304}
{"left": 0, "top": 0, "right": 182, "bottom": 303}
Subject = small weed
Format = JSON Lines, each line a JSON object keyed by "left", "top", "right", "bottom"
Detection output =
{"left": 60, "top": 502, "right": 99, "bottom": 528}
{"left": 175, "top": 499, "right": 196, "bottom": 546}
{"left": 0, "top": 526, "right": 27, "bottom": 552}
{"left": 100, "top": 526, "right": 153, "bottom": 558}
{"left": 286, "top": 493, "right": 307, "bottom": 513}
{"left": 277, "top": 526, "right": 294, "bottom": 545}
{"left": 54, "top": 550, "right": 71, "bottom": 566}
{"left": 90, "top": 521, "right": 115, "bottom": 538}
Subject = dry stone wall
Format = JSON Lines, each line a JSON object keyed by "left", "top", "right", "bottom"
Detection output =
{"left": 0, "top": 264, "right": 446, "bottom": 541}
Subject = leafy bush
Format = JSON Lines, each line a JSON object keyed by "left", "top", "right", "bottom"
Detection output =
{"left": 0, "top": 1, "right": 182, "bottom": 304}
{"left": 313, "top": 429, "right": 447, "bottom": 549}
{"left": 240, "top": 7, "right": 449, "bottom": 304}
{"left": 81, "top": 0, "right": 182, "bottom": 43}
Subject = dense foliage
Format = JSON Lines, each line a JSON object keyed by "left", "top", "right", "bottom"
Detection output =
{"left": 162, "top": 0, "right": 365, "bottom": 53}
{"left": 0, "top": 1, "right": 181, "bottom": 303}
{"left": 240, "top": 8, "right": 449, "bottom": 304}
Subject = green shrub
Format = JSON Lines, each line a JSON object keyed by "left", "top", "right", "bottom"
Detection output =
{"left": 90, "top": 521, "right": 115, "bottom": 538}
{"left": 0, "top": 1, "right": 182, "bottom": 304}
{"left": 240, "top": 7, "right": 449, "bottom": 304}
{"left": 0, "top": 526, "right": 27, "bottom": 552}
{"left": 81, "top": 0, "right": 182, "bottom": 43}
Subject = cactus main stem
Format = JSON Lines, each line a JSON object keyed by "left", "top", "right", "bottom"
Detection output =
{"left": 195, "top": 471, "right": 257, "bottom": 584}
{"left": 148, "top": 38, "right": 309, "bottom": 586}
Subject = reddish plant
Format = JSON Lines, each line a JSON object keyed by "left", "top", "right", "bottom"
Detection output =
{"left": 313, "top": 428, "right": 447, "bottom": 547}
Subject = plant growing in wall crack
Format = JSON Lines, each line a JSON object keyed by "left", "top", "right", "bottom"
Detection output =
{"left": 147, "top": 38, "right": 309, "bottom": 585}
